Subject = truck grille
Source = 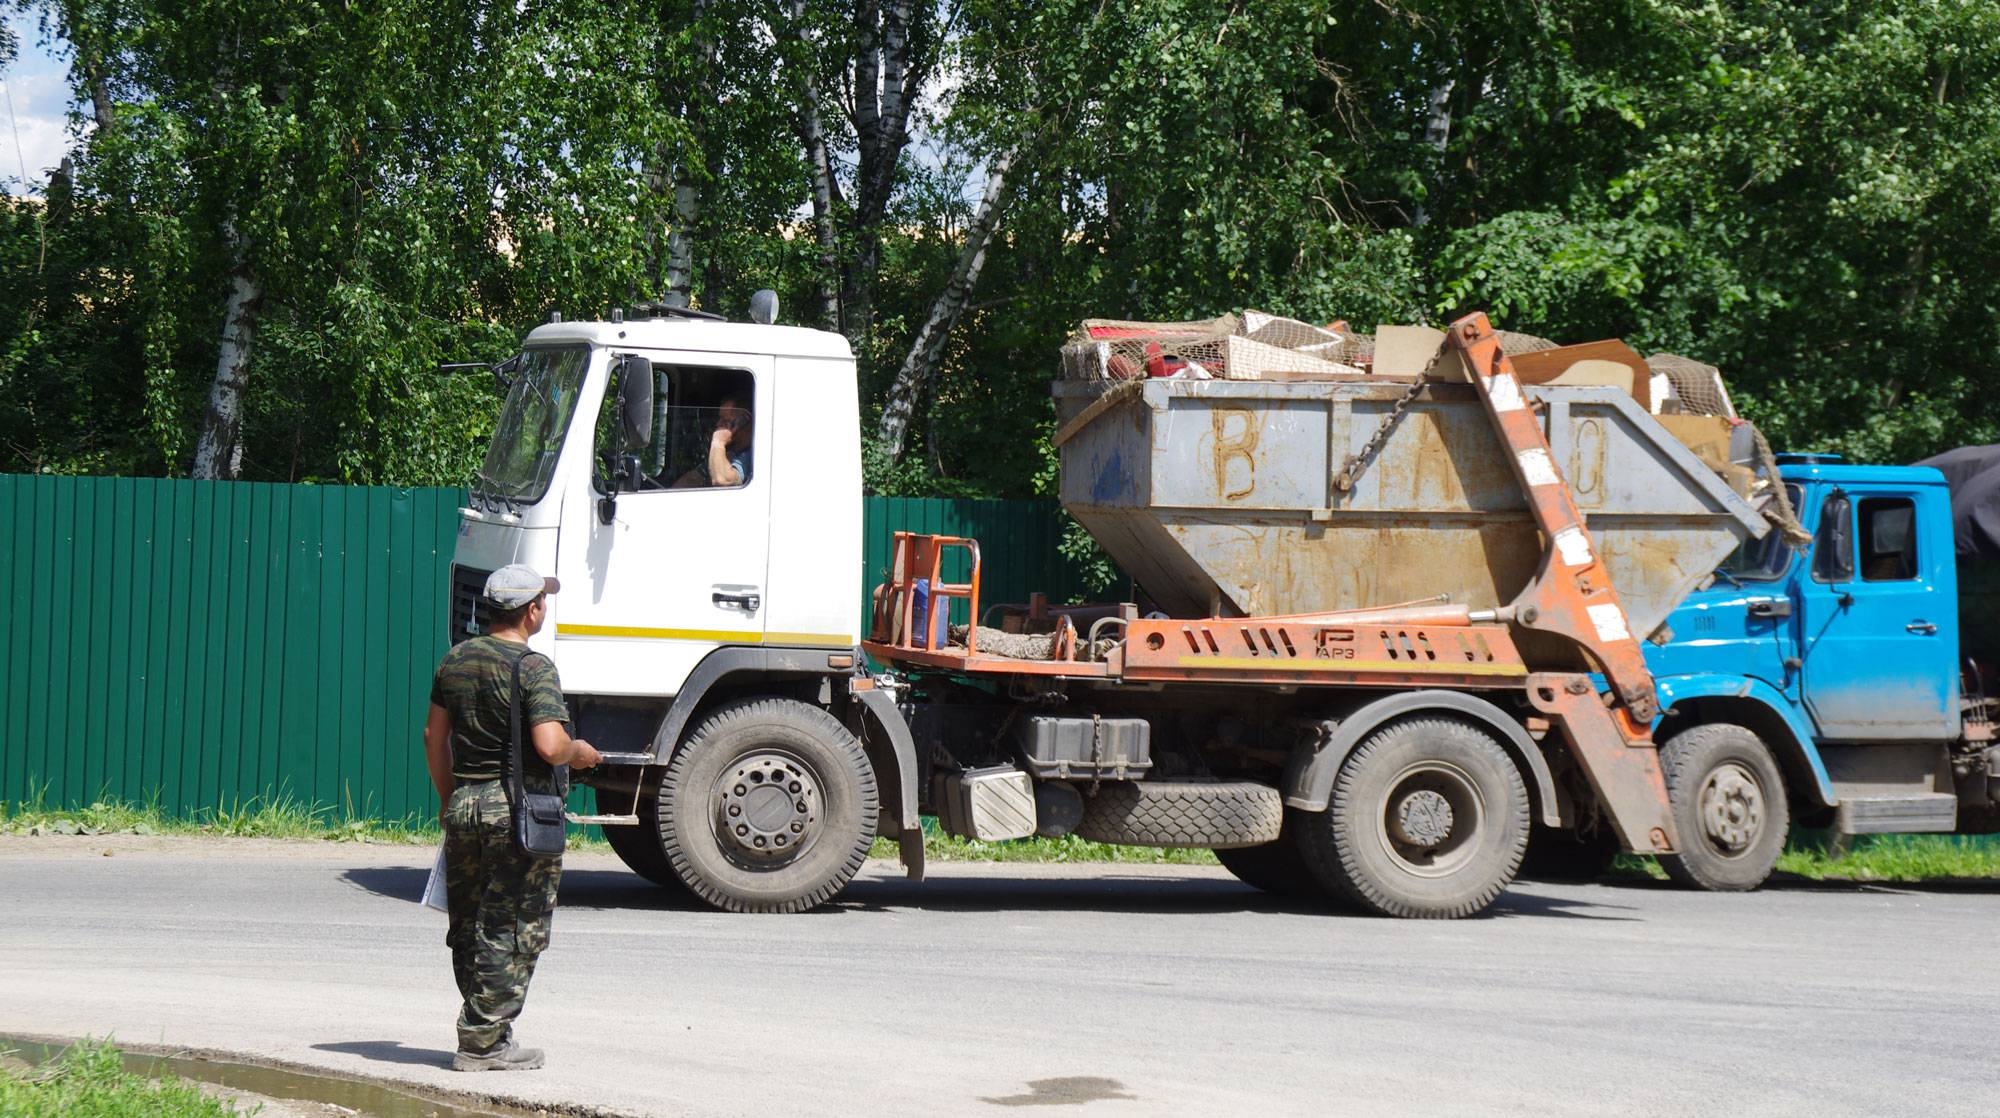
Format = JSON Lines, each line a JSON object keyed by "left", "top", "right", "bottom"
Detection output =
{"left": 449, "top": 565, "right": 491, "bottom": 645}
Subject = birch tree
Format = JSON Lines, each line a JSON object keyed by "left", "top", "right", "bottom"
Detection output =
{"left": 874, "top": 142, "right": 1019, "bottom": 457}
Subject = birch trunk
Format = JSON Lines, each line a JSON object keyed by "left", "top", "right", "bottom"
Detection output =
{"left": 800, "top": 111, "right": 842, "bottom": 329}
{"left": 841, "top": 0, "right": 925, "bottom": 353}
{"left": 786, "top": 0, "right": 842, "bottom": 330}
{"left": 191, "top": 219, "right": 260, "bottom": 479}
{"left": 1412, "top": 74, "right": 1454, "bottom": 228}
{"left": 650, "top": 0, "right": 714, "bottom": 307}
{"left": 665, "top": 176, "right": 699, "bottom": 307}
{"left": 876, "top": 145, "right": 1020, "bottom": 460}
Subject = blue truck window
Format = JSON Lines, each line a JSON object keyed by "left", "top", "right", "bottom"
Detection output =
{"left": 1718, "top": 483, "right": 1804, "bottom": 581}
{"left": 1857, "top": 497, "right": 1917, "bottom": 581}
{"left": 1811, "top": 492, "right": 1854, "bottom": 583}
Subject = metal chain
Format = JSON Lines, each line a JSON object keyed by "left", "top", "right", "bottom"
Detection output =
{"left": 1335, "top": 379, "right": 1428, "bottom": 492}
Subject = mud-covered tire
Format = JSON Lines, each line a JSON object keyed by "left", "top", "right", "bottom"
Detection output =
{"left": 1657, "top": 723, "right": 1788, "bottom": 892}
{"left": 1518, "top": 824, "right": 1621, "bottom": 882}
{"left": 1075, "top": 781, "right": 1283, "bottom": 849}
{"left": 599, "top": 783, "right": 684, "bottom": 890}
{"left": 1299, "top": 717, "right": 1529, "bottom": 919}
{"left": 1213, "top": 809, "right": 1324, "bottom": 898}
{"left": 658, "top": 698, "right": 878, "bottom": 913}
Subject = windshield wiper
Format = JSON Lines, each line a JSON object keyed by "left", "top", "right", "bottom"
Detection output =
{"left": 1711, "top": 568, "right": 1744, "bottom": 589}
{"left": 470, "top": 464, "right": 506, "bottom": 514}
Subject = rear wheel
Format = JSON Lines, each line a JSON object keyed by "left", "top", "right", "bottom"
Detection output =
{"left": 658, "top": 698, "right": 878, "bottom": 913}
{"left": 1298, "top": 717, "right": 1529, "bottom": 919}
{"left": 1657, "top": 723, "right": 1788, "bottom": 892}
{"left": 1213, "top": 810, "right": 1323, "bottom": 899}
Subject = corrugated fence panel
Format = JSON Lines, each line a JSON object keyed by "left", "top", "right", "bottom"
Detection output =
{"left": 1, "top": 476, "right": 1091, "bottom": 820}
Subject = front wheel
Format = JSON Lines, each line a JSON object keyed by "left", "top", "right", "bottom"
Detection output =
{"left": 1656, "top": 723, "right": 1788, "bottom": 892}
{"left": 658, "top": 698, "right": 879, "bottom": 913}
{"left": 1298, "top": 717, "right": 1529, "bottom": 919}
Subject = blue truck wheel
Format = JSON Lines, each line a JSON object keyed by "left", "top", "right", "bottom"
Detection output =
{"left": 1657, "top": 723, "right": 1789, "bottom": 891}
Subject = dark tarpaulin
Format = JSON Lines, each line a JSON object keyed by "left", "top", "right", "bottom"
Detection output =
{"left": 1915, "top": 444, "right": 2000, "bottom": 560}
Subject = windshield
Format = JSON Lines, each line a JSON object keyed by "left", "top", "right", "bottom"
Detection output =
{"left": 1716, "top": 483, "right": 1804, "bottom": 582}
{"left": 473, "top": 345, "right": 592, "bottom": 509}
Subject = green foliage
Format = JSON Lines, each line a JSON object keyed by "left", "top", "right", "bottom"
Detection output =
{"left": 4, "top": 0, "right": 1998, "bottom": 489}
{"left": 1775, "top": 832, "right": 2000, "bottom": 881}
{"left": 0, "top": 1040, "right": 244, "bottom": 1118}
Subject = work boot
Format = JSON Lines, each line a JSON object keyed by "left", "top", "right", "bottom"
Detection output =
{"left": 452, "top": 1041, "right": 545, "bottom": 1072}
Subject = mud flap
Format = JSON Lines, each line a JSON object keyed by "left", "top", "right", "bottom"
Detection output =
{"left": 852, "top": 686, "right": 925, "bottom": 881}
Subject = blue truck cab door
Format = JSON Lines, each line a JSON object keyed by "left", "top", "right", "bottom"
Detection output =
{"left": 1796, "top": 478, "right": 1958, "bottom": 740}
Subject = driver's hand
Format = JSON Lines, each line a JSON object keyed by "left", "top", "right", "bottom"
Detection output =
{"left": 570, "top": 740, "right": 604, "bottom": 770}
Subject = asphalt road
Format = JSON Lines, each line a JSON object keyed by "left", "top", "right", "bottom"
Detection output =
{"left": 3, "top": 835, "right": 1995, "bottom": 1117}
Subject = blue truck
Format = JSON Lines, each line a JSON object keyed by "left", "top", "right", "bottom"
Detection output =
{"left": 1608, "top": 451, "right": 2000, "bottom": 889}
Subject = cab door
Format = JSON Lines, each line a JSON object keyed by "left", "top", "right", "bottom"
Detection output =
{"left": 553, "top": 353, "right": 774, "bottom": 697}
{"left": 1797, "top": 485, "right": 1957, "bottom": 739}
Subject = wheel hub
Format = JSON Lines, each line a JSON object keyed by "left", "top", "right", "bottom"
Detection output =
{"left": 716, "top": 753, "right": 820, "bottom": 864}
{"left": 1392, "top": 789, "right": 1455, "bottom": 848}
{"left": 1698, "top": 762, "right": 1763, "bottom": 855}
{"left": 1376, "top": 758, "right": 1485, "bottom": 880}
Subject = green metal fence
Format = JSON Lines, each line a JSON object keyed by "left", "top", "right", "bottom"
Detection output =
{"left": 0, "top": 475, "right": 1090, "bottom": 821}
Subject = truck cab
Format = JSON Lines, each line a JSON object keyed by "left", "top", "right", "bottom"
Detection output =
{"left": 449, "top": 314, "right": 863, "bottom": 684}
{"left": 447, "top": 310, "right": 906, "bottom": 914}
{"left": 1645, "top": 456, "right": 1999, "bottom": 859}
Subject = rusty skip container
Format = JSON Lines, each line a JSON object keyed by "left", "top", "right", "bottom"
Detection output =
{"left": 1052, "top": 377, "right": 1768, "bottom": 645}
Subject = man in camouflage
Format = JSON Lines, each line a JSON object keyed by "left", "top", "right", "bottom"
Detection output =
{"left": 423, "top": 564, "right": 602, "bottom": 1071}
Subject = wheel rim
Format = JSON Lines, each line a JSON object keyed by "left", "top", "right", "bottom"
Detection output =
{"left": 1374, "top": 760, "right": 1486, "bottom": 878}
{"left": 1696, "top": 761, "right": 1764, "bottom": 859}
{"left": 711, "top": 750, "right": 824, "bottom": 870}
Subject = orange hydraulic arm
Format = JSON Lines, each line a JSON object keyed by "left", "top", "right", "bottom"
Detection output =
{"left": 1443, "top": 313, "right": 1680, "bottom": 854}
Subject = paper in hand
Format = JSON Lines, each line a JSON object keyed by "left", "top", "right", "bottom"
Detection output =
{"left": 421, "top": 842, "right": 450, "bottom": 912}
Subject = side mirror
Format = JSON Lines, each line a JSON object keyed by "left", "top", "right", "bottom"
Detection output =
{"left": 616, "top": 354, "right": 654, "bottom": 452}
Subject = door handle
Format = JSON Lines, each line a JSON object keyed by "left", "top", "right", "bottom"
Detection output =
{"left": 713, "top": 591, "right": 761, "bottom": 612}
{"left": 1906, "top": 620, "right": 1937, "bottom": 635}
{"left": 1746, "top": 599, "right": 1792, "bottom": 619}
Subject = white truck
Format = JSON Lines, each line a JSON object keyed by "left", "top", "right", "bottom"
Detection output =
{"left": 450, "top": 301, "right": 1774, "bottom": 918}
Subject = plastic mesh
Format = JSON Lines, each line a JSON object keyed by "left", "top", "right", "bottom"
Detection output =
{"left": 1646, "top": 353, "right": 1734, "bottom": 418}
{"left": 1495, "top": 331, "right": 1558, "bottom": 355}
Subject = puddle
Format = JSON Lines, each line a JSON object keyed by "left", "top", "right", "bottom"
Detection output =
{"left": 0, "top": 1033, "right": 534, "bottom": 1118}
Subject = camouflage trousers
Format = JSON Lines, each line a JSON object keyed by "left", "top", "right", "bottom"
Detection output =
{"left": 444, "top": 780, "right": 563, "bottom": 1054}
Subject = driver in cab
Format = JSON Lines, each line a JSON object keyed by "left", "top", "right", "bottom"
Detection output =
{"left": 673, "top": 395, "right": 751, "bottom": 488}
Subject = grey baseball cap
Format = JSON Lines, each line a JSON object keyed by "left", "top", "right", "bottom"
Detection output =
{"left": 482, "top": 564, "right": 560, "bottom": 609}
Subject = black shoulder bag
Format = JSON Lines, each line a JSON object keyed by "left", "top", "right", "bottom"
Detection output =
{"left": 507, "top": 651, "right": 570, "bottom": 858}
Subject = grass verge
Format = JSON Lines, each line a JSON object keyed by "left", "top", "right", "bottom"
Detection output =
{"left": 0, "top": 791, "right": 1214, "bottom": 863}
{"left": 9, "top": 790, "right": 1997, "bottom": 877}
{"left": 868, "top": 829, "right": 1219, "bottom": 865}
{"left": 0, "top": 1039, "right": 243, "bottom": 1118}
{"left": 0, "top": 785, "right": 615, "bottom": 850}
{"left": 1610, "top": 833, "right": 2000, "bottom": 884}
{"left": 1775, "top": 834, "right": 2000, "bottom": 881}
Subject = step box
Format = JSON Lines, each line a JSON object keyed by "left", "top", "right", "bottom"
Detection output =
{"left": 934, "top": 766, "right": 1038, "bottom": 842}
{"left": 1834, "top": 794, "right": 1957, "bottom": 835}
